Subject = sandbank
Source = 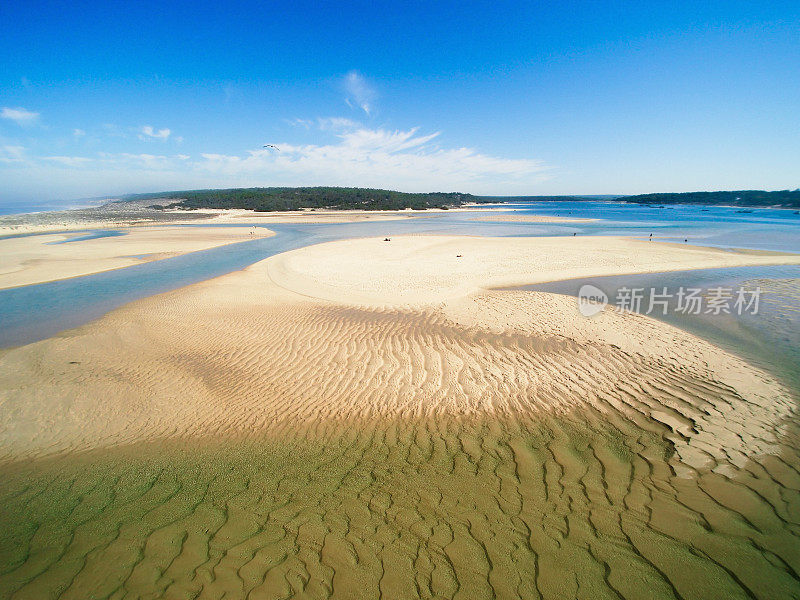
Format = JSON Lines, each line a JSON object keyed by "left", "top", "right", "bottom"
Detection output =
{"left": 0, "top": 225, "right": 273, "bottom": 289}
{"left": 266, "top": 234, "right": 800, "bottom": 306}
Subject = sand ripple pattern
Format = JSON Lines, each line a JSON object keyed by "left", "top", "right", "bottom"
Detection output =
{"left": 1, "top": 290, "right": 799, "bottom": 598}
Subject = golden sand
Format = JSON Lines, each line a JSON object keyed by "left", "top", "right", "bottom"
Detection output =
{"left": 0, "top": 225, "right": 273, "bottom": 289}
{"left": 1, "top": 235, "right": 799, "bottom": 598}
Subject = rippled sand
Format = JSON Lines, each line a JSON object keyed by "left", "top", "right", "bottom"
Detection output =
{"left": 1, "top": 236, "right": 799, "bottom": 599}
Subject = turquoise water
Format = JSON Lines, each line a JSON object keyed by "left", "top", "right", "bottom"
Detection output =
{"left": 494, "top": 201, "right": 800, "bottom": 252}
{"left": 1, "top": 202, "right": 798, "bottom": 350}
{"left": 45, "top": 229, "right": 128, "bottom": 244}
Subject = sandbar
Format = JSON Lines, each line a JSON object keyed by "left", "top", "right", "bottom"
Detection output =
{"left": 0, "top": 225, "right": 273, "bottom": 289}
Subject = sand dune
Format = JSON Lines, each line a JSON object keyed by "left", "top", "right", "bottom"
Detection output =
{"left": 0, "top": 225, "right": 273, "bottom": 289}
{"left": 1, "top": 235, "right": 799, "bottom": 598}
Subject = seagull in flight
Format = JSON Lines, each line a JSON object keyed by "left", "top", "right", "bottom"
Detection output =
{"left": 263, "top": 144, "right": 280, "bottom": 151}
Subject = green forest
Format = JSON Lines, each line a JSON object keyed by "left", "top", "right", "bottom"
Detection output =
{"left": 622, "top": 190, "right": 800, "bottom": 208}
{"left": 138, "top": 187, "right": 485, "bottom": 211}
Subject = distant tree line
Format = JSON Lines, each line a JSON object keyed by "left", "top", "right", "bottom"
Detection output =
{"left": 135, "top": 187, "right": 488, "bottom": 211}
{"left": 622, "top": 190, "right": 800, "bottom": 208}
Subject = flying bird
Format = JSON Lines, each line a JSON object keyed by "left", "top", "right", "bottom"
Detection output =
{"left": 263, "top": 144, "right": 280, "bottom": 151}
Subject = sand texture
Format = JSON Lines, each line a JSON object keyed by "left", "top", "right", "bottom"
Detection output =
{"left": 0, "top": 226, "right": 273, "bottom": 289}
{"left": 1, "top": 236, "right": 799, "bottom": 599}
{"left": 266, "top": 235, "right": 800, "bottom": 306}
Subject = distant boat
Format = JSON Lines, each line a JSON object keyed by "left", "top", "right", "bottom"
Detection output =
{"left": 735, "top": 209, "right": 754, "bottom": 213}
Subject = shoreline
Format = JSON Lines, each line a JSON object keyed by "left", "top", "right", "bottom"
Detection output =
{"left": 0, "top": 226, "right": 274, "bottom": 289}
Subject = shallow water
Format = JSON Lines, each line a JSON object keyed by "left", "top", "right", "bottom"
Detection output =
{"left": 44, "top": 229, "right": 128, "bottom": 245}
{"left": 2, "top": 410, "right": 798, "bottom": 599}
{"left": 500, "top": 201, "right": 800, "bottom": 253}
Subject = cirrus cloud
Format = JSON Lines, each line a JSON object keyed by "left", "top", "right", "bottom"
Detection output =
{"left": 0, "top": 145, "right": 26, "bottom": 163}
{"left": 343, "top": 71, "right": 376, "bottom": 116}
{"left": 0, "top": 127, "right": 551, "bottom": 197}
{"left": 138, "top": 125, "right": 171, "bottom": 140}
{"left": 197, "top": 127, "right": 550, "bottom": 192}
{"left": 1, "top": 107, "right": 40, "bottom": 126}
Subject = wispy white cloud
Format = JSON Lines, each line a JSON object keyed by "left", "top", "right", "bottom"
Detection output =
{"left": 25, "top": 152, "right": 191, "bottom": 171}
{"left": 343, "top": 71, "right": 376, "bottom": 116}
{"left": 102, "top": 152, "right": 188, "bottom": 169}
{"left": 138, "top": 125, "right": 171, "bottom": 140}
{"left": 196, "top": 127, "right": 549, "bottom": 191}
{"left": 317, "top": 117, "right": 360, "bottom": 131}
{"left": 287, "top": 118, "right": 313, "bottom": 129}
{"left": 73, "top": 128, "right": 86, "bottom": 138}
{"left": 0, "top": 145, "right": 26, "bottom": 163}
{"left": 289, "top": 116, "right": 361, "bottom": 132}
{"left": 222, "top": 83, "right": 239, "bottom": 102}
{"left": 0, "top": 127, "right": 551, "bottom": 196}
{"left": 43, "top": 155, "right": 93, "bottom": 166}
{"left": 1, "top": 107, "right": 40, "bottom": 126}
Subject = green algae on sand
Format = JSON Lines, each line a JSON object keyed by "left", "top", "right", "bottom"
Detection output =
{"left": 2, "top": 410, "right": 798, "bottom": 600}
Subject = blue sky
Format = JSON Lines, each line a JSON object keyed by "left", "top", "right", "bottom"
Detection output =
{"left": 1, "top": 0, "right": 798, "bottom": 206}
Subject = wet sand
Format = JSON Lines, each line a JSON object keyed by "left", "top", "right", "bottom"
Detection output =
{"left": 1, "top": 236, "right": 799, "bottom": 598}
